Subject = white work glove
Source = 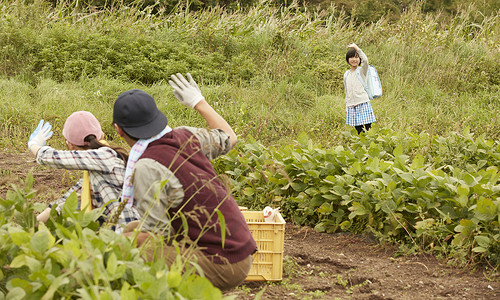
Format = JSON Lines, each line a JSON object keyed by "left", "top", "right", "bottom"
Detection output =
{"left": 28, "top": 119, "right": 53, "bottom": 150}
{"left": 168, "top": 73, "right": 205, "bottom": 108}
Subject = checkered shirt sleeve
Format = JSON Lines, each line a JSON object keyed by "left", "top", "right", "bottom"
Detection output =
{"left": 37, "top": 146, "right": 133, "bottom": 222}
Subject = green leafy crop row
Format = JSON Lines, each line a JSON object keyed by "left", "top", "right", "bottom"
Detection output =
{"left": 0, "top": 172, "right": 228, "bottom": 299}
{"left": 215, "top": 127, "right": 500, "bottom": 268}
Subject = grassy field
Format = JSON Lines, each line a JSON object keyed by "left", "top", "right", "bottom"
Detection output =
{"left": 0, "top": 1, "right": 498, "bottom": 150}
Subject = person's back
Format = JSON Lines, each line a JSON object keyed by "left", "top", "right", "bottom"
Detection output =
{"left": 112, "top": 74, "right": 257, "bottom": 290}
{"left": 137, "top": 127, "right": 256, "bottom": 263}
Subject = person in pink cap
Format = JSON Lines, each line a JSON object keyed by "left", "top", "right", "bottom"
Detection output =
{"left": 28, "top": 111, "right": 139, "bottom": 228}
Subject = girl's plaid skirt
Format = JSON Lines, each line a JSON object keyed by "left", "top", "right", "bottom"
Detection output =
{"left": 346, "top": 101, "right": 376, "bottom": 126}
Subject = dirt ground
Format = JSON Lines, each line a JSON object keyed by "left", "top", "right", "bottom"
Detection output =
{"left": 1, "top": 150, "right": 498, "bottom": 299}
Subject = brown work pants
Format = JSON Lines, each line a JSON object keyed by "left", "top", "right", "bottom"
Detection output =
{"left": 143, "top": 241, "right": 252, "bottom": 290}
{"left": 124, "top": 219, "right": 252, "bottom": 291}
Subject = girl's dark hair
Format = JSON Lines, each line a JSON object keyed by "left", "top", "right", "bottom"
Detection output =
{"left": 82, "top": 134, "right": 129, "bottom": 164}
{"left": 346, "top": 48, "right": 362, "bottom": 66}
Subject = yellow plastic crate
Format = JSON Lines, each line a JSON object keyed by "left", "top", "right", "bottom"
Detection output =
{"left": 243, "top": 211, "right": 285, "bottom": 281}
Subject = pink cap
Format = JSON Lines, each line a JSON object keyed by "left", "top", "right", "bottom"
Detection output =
{"left": 62, "top": 111, "right": 104, "bottom": 146}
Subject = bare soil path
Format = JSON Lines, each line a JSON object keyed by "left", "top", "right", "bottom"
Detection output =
{"left": 1, "top": 151, "right": 498, "bottom": 299}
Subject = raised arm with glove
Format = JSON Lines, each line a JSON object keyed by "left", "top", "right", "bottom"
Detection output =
{"left": 28, "top": 119, "right": 53, "bottom": 155}
{"left": 168, "top": 73, "right": 237, "bottom": 147}
{"left": 168, "top": 73, "right": 205, "bottom": 108}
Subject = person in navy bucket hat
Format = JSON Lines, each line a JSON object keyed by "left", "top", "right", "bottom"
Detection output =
{"left": 113, "top": 74, "right": 257, "bottom": 291}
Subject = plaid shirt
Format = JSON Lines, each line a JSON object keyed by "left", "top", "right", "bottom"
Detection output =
{"left": 36, "top": 146, "right": 140, "bottom": 225}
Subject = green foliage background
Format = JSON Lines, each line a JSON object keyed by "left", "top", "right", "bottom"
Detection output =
{"left": 214, "top": 127, "right": 500, "bottom": 269}
{"left": 0, "top": 0, "right": 498, "bottom": 148}
{"left": 0, "top": 172, "right": 226, "bottom": 299}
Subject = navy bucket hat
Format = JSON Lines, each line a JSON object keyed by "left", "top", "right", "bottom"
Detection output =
{"left": 113, "top": 89, "right": 168, "bottom": 139}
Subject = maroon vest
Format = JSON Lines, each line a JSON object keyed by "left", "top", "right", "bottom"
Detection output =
{"left": 140, "top": 128, "right": 257, "bottom": 263}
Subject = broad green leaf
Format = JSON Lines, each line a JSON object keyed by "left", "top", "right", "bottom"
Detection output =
{"left": 399, "top": 173, "right": 414, "bottom": 184}
{"left": 453, "top": 219, "right": 476, "bottom": 246}
{"left": 411, "top": 154, "right": 425, "bottom": 169}
{"left": 463, "top": 173, "right": 477, "bottom": 186}
{"left": 474, "top": 236, "right": 490, "bottom": 248}
{"left": 31, "top": 230, "right": 55, "bottom": 254}
{"left": 98, "top": 291, "right": 113, "bottom": 300}
{"left": 8, "top": 227, "right": 30, "bottom": 246}
{"left": 368, "top": 142, "right": 381, "bottom": 157}
{"left": 456, "top": 185, "right": 469, "bottom": 207}
{"left": 113, "top": 264, "right": 127, "bottom": 281}
{"left": 290, "top": 182, "right": 307, "bottom": 192}
{"left": 380, "top": 200, "right": 397, "bottom": 214}
{"left": 242, "top": 187, "right": 254, "bottom": 196}
{"left": 445, "top": 183, "right": 457, "bottom": 194}
{"left": 167, "top": 270, "right": 182, "bottom": 288}
{"left": 120, "top": 282, "right": 137, "bottom": 300}
{"left": 314, "top": 222, "right": 326, "bottom": 232}
{"left": 62, "top": 192, "right": 78, "bottom": 215}
{"left": 393, "top": 145, "right": 403, "bottom": 157}
{"left": 323, "top": 175, "right": 336, "bottom": 184}
{"left": 6, "top": 287, "right": 25, "bottom": 300}
{"left": 317, "top": 203, "right": 333, "bottom": 214}
{"left": 305, "top": 187, "right": 318, "bottom": 196}
{"left": 346, "top": 161, "right": 362, "bottom": 175}
{"left": 349, "top": 202, "right": 370, "bottom": 217}
{"left": 182, "top": 276, "right": 221, "bottom": 300}
{"left": 24, "top": 170, "right": 34, "bottom": 193}
{"left": 41, "top": 275, "right": 70, "bottom": 300}
{"left": 419, "top": 190, "right": 435, "bottom": 200}
{"left": 54, "top": 223, "right": 78, "bottom": 240}
{"left": 306, "top": 170, "right": 320, "bottom": 178}
{"left": 332, "top": 185, "right": 346, "bottom": 196}
{"left": 416, "top": 176, "right": 432, "bottom": 188}
{"left": 10, "top": 278, "right": 33, "bottom": 293}
{"left": 472, "top": 247, "right": 488, "bottom": 253}
{"left": 11, "top": 254, "right": 42, "bottom": 272}
{"left": 33, "top": 202, "right": 47, "bottom": 213}
{"left": 457, "top": 185, "right": 469, "bottom": 197}
{"left": 322, "top": 194, "right": 336, "bottom": 200}
{"left": 415, "top": 218, "right": 435, "bottom": 230}
{"left": 268, "top": 177, "right": 288, "bottom": 185}
{"left": 248, "top": 172, "right": 262, "bottom": 180}
{"left": 454, "top": 219, "right": 475, "bottom": 233}
{"left": 296, "top": 132, "right": 309, "bottom": 146}
{"left": 367, "top": 157, "right": 380, "bottom": 173}
{"left": 387, "top": 181, "right": 397, "bottom": 192}
{"left": 106, "top": 252, "right": 117, "bottom": 275}
{"left": 380, "top": 161, "right": 392, "bottom": 172}
{"left": 10, "top": 255, "right": 28, "bottom": 269}
{"left": 474, "top": 198, "right": 497, "bottom": 221}
{"left": 360, "top": 182, "right": 374, "bottom": 193}
{"left": 132, "top": 266, "right": 155, "bottom": 285}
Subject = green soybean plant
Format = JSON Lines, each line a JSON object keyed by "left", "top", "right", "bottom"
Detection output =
{"left": 0, "top": 171, "right": 230, "bottom": 299}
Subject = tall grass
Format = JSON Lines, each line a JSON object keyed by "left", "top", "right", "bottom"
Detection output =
{"left": 0, "top": 0, "right": 498, "bottom": 150}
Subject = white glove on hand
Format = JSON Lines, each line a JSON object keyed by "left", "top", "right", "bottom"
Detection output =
{"left": 28, "top": 119, "right": 53, "bottom": 150}
{"left": 168, "top": 73, "right": 205, "bottom": 108}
